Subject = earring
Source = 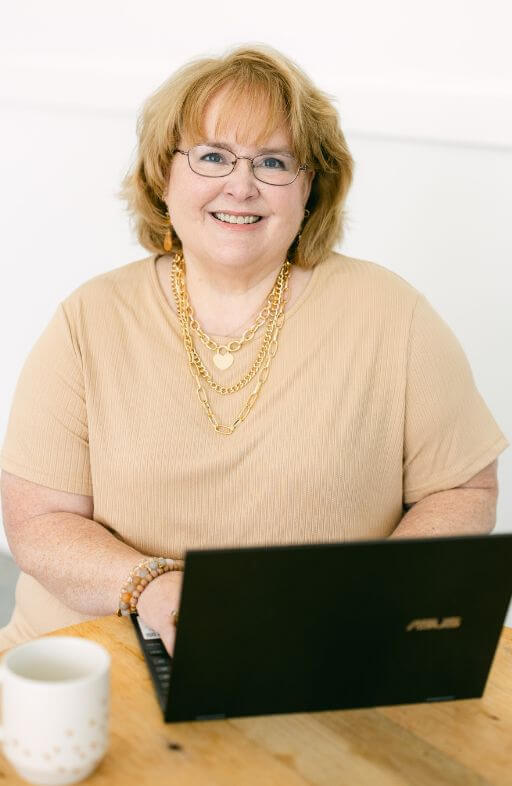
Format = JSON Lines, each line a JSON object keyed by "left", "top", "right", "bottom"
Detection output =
{"left": 297, "top": 208, "right": 311, "bottom": 246}
{"left": 163, "top": 213, "right": 173, "bottom": 252}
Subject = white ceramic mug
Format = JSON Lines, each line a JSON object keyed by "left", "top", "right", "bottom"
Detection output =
{"left": 0, "top": 636, "right": 110, "bottom": 785}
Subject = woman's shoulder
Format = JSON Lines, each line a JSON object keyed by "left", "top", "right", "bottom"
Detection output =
{"left": 317, "top": 250, "right": 421, "bottom": 305}
{"left": 61, "top": 254, "right": 155, "bottom": 313}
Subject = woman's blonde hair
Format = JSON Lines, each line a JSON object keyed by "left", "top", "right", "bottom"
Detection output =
{"left": 121, "top": 44, "right": 354, "bottom": 269}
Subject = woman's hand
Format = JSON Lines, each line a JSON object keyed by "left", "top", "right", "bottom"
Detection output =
{"left": 136, "top": 570, "right": 183, "bottom": 656}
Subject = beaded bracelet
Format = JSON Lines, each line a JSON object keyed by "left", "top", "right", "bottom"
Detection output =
{"left": 117, "top": 556, "right": 184, "bottom": 617}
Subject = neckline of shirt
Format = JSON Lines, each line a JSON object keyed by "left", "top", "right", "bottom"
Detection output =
{"left": 148, "top": 253, "right": 323, "bottom": 341}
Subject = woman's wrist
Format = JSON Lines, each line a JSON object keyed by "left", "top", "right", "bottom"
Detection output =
{"left": 117, "top": 556, "right": 184, "bottom": 616}
{"left": 136, "top": 569, "right": 184, "bottom": 654}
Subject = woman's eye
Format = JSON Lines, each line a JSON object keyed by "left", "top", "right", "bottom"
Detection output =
{"left": 261, "top": 157, "right": 285, "bottom": 169}
{"left": 202, "top": 152, "right": 224, "bottom": 163}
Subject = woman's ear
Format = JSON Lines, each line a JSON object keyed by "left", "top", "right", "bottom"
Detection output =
{"left": 303, "top": 170, "right": 315, "bottom": 207}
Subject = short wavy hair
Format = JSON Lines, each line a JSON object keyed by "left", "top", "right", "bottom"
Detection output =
{"left": 121, "top": 44, "right": 354, "bottom": 269}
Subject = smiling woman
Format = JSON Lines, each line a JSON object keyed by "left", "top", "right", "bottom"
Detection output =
{"left": 121, "top": 46, "right": 353, "bottom": 271}
{"left": 0, "top": 44, "right": 508, "bottom": 653}
{"left": 157, "top": 84, "right": 316, "bottom": 339}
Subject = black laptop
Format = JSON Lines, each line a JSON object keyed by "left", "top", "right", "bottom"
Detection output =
{"left": 130, "top": 533, "right": 512, "bottom": 723}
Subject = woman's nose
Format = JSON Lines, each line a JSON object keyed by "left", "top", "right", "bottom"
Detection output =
{"left": 222, "top": 158, "right": 260, "bottom": 199}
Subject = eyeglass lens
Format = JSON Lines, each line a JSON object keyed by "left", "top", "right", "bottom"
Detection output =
{"left": 188, "top": 145, "right": 300, "bottom": 185}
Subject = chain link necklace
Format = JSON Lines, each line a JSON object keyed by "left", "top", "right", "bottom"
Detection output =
{"left": 171, "top": 253, "right": 287, "bottom": 394}
{"left": 170, "top": 252, "right": 291, "bottom": 434}
{"left": 172, "top": 251, "right": 283, "bottom": 370}
{"left": 188, "top": 290, "right": 275, "bottom": 370}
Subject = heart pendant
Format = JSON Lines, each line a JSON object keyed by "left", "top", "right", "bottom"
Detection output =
{"left": 213, "top": 351, "right": 234, "bottom": 370}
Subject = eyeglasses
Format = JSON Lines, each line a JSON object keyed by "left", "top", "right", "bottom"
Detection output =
{"left": 174, "top": 144, "right": 308, "bottom": 186}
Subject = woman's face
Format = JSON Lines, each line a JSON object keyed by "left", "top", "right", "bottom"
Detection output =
{"left": 165, "top": 89, "right": 314, "bottom": 273}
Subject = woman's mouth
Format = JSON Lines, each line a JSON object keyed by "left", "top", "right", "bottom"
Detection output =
{"left": 210, "top": 212, "right": 263, "bottom": 225}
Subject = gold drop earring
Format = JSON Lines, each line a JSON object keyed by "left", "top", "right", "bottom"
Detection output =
{"left": 164, "top": 211, "right": 173, "bottom": 252}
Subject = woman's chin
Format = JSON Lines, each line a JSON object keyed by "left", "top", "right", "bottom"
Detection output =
{"left": 188, "top": 238, "right": 274, "bottom": 268}
{"left": 206, "top": 249, "right": 267, "bottom": 268}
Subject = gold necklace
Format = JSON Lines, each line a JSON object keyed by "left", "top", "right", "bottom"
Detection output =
{"left": 170, "top": 253, "right": 291, "bottom": 434}
{"left": 172, "top": 256, "right": 287, "bottom": 395}
{"left": 172, "top": 252, "right": 284, "bottom": 371}
{"left": 171, "top": 254, "right": 288, "bottom": 394}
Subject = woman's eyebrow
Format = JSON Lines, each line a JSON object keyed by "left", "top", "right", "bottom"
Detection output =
{"left": 202, "top": 139, "right": 294, "bottom": 156}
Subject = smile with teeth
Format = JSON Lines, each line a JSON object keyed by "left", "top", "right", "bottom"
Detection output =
{"left": 212, "top": 212, "right": 262, "bottom": 224}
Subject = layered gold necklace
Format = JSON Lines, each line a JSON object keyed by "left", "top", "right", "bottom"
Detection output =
{"left": 170, "top": 251, "right": 291, "bottom": 435}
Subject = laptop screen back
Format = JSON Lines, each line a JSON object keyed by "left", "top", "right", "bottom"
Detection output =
{"left": 165, "top": 534, "right": 512, "bottom": 722}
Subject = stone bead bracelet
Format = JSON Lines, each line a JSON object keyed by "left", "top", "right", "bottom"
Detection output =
{"left": 117, "top": 556, "right": 184, "bottom": 617}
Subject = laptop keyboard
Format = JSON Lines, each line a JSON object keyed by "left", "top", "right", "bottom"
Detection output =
{"left": 130, "top": 615, "right": 173, "bottom": 708}
{"left": 144, "top": 639, "right": 173, "bottom": 696}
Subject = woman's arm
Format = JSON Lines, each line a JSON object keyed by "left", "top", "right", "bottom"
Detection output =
{"left": 0, "top": 471, "right": 182, "bottom": 654}
{"left": 1, "top": 470, "right": 145, "bottom": 615}
{"left": 391, "top": 460, "right": 498, "bottom": 539}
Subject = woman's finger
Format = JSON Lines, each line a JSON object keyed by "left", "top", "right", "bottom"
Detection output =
{"left": 161, "top": 624, "right": 177, "bottom": 656}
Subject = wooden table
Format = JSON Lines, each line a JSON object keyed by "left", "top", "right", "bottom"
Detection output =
{"left": 1, "top": 618, "right": 511, "bottom": 785}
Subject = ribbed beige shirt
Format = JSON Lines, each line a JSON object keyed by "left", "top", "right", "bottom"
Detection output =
{"left": 0, "top": 251, "right": 508, "bottom": 648}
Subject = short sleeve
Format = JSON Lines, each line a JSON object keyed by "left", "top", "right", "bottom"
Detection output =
{"left": 403, "top": 294, "right": 509, "bottom": 504}
{"left": 0, "top": 303, "right": 93, "bottom": 495}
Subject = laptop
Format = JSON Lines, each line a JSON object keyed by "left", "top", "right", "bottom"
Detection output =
{"left": 130, "top": 532, "right": 512, "bottom": 723}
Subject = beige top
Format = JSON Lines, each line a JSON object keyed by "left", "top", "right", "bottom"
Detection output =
{"left": 0, "top": 251, "right": 508, "bottom": 648}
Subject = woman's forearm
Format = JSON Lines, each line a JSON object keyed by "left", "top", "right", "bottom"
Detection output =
{"left": 11, "top": 512, "right": 145, "bottom": 616}
{"left": 11, "top": 488, "right": 496, "bottom": 618}
{"left": 391, "top": 487, "right": 497, "bottom": 539}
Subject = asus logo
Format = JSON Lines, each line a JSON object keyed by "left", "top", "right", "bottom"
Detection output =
{"left": 406, "top": 616, "right": 462, "bottom": 631}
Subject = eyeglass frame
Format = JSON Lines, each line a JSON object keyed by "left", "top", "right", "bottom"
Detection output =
{"left": 173, "top": 145, "right": 310, "bottom": 186}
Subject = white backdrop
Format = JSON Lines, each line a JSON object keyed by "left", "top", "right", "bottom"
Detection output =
{"left": 1, "top": 2, "right": 511, "bottom": 618}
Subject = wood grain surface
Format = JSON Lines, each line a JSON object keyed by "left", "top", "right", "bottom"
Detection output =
{"left": 1, "top": 617, "right": 511, "bottom": 785}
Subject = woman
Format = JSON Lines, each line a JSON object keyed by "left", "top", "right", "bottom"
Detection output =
{"left": 0, "top": 45, "right": 508, "bottom": 655}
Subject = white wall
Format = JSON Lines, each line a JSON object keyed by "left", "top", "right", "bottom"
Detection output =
{"left": 1, "top": 2, "right": 511, "bottom": 616}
